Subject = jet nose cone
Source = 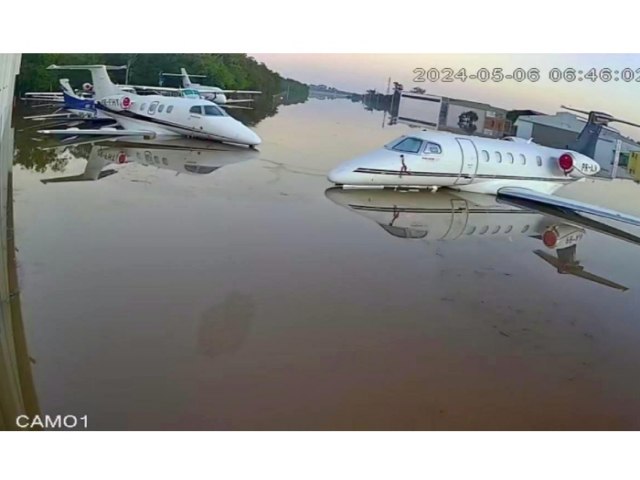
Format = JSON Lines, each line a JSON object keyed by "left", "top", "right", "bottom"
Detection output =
{"left": 246, "top": 129, "right": 262, "bottom": 146}
{"left": 328, "top": 165, "right": 349, "bottom": 185}
{"left": 234, "top": 123, "right": 261, "bottom": 146}
{"left": 324, "top": 186, "right": 351, "bottom": 205}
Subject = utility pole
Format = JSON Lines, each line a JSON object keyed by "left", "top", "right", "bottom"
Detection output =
{"left": 612, "top": 139, "right": 622, "bottom": 179}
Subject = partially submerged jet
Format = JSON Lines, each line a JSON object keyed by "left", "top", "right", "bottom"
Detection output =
{"left": 325, "top": 187, "right": 640, "bottom": 291}
{"left": 39, "top": 65, "right": 262, "bottom": 147}
{"left": 327, "top": 106, "right": 640, "bottom": 228}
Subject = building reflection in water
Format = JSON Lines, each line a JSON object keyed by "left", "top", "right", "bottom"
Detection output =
{"left": 0, "top": 53, "right": 41, "bottom": 430}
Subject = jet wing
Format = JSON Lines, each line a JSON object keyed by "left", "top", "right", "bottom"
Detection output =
{"left": 25, "top": 113, "right": 76, "bottom": 120}
{"left": 38, "top": 128, "right": 156, "bottom": 139}
{"left": 219, "top": 104, "right": 253, "bottom": 110}
{"left": 217, "top": 90, "right": 262, "bottom": 95}
{"left": 497, "top": 187, "right": 640, "bottom": 228}
{"left": 223, "top": 98, "right": 254, "bottom": 104}
{"left": 125, "top": 85, "right": 180, "bottom": 93}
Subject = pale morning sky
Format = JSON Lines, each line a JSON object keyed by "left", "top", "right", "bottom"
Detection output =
{"left": 251, "top": 54, "right": 640, "bottom": 138}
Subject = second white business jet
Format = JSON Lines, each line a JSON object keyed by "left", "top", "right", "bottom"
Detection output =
{"left": 328, "top": 106, "right": 640, "bottom": 227}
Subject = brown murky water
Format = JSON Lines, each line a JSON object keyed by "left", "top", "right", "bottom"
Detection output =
{"left": 11, "top": 98, "right": 640, "bottom": 430}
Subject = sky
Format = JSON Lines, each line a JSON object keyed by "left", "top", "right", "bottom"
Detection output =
{"left": 252, "top": 54, "right": 640, "bottom": 139}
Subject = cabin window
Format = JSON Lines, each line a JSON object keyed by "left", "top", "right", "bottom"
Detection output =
{"left": 491, "top": 226, "right": 501, "bottom": 234}
{"left": 423, "top": 142, "right": 442, "bottom": 154}
{"left": 153, "top": 155, "right": 160, "bottom": 164}
{"left": 521, "top": 225, "right": 530, "bottom": 233}
{"left": 390, "top": 137, "right": 424, "bottom": 154}
{"left": 481, "top": 150, "right": 490, "bottom": 162}
{"left": 536, "top": 155, "right": 542, "bottom": 166}
{"left": 466, "top": 226, "right": 476, "bottom": 235}
{"left": 506, "top": 152, "right": 514, "bottom": 164}
{"left": 148, "top": 101, "right": 159, "bottom": 115}
{"left": 494, "top": 151, "right": 502, "bottom": 163}
{"left": 166, "top": 105, "right": 174, "bottom": 114}
{"left": 189, "top": 105, "right": 203, "bottom": 115}
{"left": 504, "top": 225, "right": 513, "bottom": 234}
{"left": 140, "top": 103, "right": 147, "bottom": 111}
{"left": 203, "top": 105, "right": 226, "bottom": 116}
{"left": 158, "top": 104, "right": 165, "bottom": 113}
{"left": 519, "top": 153, "right": 526, "bottom": 165}
{"left": 162, "top": 157, "right": 168, "bottom": 166}
{"left": 479, "top": 225, "right": 489, "bottom": 235}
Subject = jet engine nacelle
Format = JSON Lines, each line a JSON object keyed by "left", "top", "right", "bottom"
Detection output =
{"left": 99, "top": 95, "right": 134, "bottom": 112}
{"left": 202, "top": 90, "right": 227, "bottom": 104}
{"left": 556, "top": 152, "right": 601, "bottom": 178}
{"left": 542, "top": 224, "right": 586, "bottom": 250}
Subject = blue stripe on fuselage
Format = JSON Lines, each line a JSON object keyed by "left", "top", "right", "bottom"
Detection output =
{"left": 63, "top": 92, "right": 95, "bottom": 112}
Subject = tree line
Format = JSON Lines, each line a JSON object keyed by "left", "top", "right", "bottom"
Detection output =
{"left": 15, "top": 53, "right": 309, "bottom": 99}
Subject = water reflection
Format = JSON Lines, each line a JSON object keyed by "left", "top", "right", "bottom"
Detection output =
{"left": 35, "top": 138, "right": 260, "bottom": 183}
{"left": 0, "top": 111, "right": 40, "bottom": 430}
{"left": 325, "top": 187, "right": 640, "bottom": 291}
{"left": 198, "top": 292, "right": 255, "bottom": 359}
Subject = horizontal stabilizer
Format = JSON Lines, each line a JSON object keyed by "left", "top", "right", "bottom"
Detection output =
{"left": 47, "top": 64, "right": 127, "bottom": 71}
{"left": 497, "top": 187, "right": 640, "bottom": 228}
{"left": 161, "top": 72, "right": 206, "bottom": 78}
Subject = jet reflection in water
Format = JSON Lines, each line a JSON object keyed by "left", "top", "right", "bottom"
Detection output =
{"left": 40, "top": 137, "right": 259, "bottom": 183}
{"left": 325, "top": 187, "right": 640, "bottom": 291}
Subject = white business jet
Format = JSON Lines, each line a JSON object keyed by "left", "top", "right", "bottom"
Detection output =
{"left": 327, "top": 107, "right": 640, "bottom": 227}
{"left": 39, "top": 65, "right": 261, "bottom": 147}
{"left": 155, "top": 68, "right": 261, "bottom": 106}
{"left": 325, "top": 187, "right": 640, "bottom": 291}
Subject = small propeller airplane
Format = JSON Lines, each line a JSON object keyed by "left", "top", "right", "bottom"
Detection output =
{"left": 39, "top": 137, "right": 259, "bottom": 183}
{"left": 325, "top": 187, "right": 640, "bottom": 291}
{"left": 327, "top": 106, "right": 640, "bottom": 228}
{"left": 129, "top": 67, "right": 262, "bottom": 107}
{"left": 38, "top": 65, "right": 262, "bottom": 147}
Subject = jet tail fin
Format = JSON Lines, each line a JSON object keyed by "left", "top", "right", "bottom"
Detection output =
{"left": 180, "top": 68, "right": 192, "bottom": 88}
{"left": 561, "top": 105, "right": 640, "bottom": 160}
{"left": 59, "top": 78, "right": 74, "bottom": 95}
{"left": 47, "top": 65, "right": 126, "bottom": 99}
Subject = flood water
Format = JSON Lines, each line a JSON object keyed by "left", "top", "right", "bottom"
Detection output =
{"left": 11, "top": 98, "right": 640, "bottom": 430}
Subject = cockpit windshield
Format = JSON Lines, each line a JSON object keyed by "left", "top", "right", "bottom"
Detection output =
{"left": 182, "top": 89, "right": 201, "bottom": 99}
{"left": 203, "top": 105, "right": 227, "bottom": 117}
{"left": 189, "top": 104, "right": 228, "bottom": 117}
{"left": 387, "top": 137, "right": 424, "bottom": 154}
